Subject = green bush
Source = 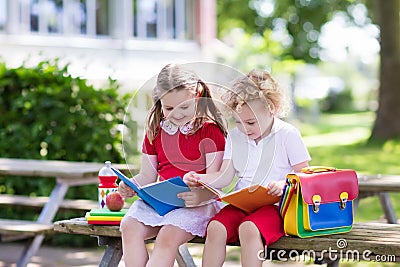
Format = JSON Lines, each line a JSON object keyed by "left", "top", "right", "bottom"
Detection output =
{"left": 320, "top": 88, "right": 354, "bottom": 112}
{"left": 0, "top": 59, "right": 132, "bottom": 246}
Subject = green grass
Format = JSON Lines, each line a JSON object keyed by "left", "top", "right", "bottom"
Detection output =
{"left": 300, "top": 111, "right": 375, "bottom": 137}
{"left": 296, "top": 111, "right": 400, "bottom": 222}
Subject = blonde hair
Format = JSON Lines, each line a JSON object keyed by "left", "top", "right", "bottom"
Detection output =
{"left": 146, "top": 64, "right": 227, "bottom": 143}
{"left": 222, "top": 69, "right": 289, "bottom": 118}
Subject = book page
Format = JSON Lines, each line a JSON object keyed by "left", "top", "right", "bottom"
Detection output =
{"left": 197, "top": 180, "right": 225, "bottom": 197}
{"left": 111, "top": 167, "right": 141, "bottom": 191}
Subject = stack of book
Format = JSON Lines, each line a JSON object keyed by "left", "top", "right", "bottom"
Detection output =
{"left": 85, "top": 208, "right": 128, "bottom": 225}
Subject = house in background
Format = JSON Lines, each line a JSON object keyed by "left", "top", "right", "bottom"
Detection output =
{"left": 0, "top": 0, "right": 217, "bottom": 83}
{"left": 0, "top": 0, "right": 217, "bottom": 149}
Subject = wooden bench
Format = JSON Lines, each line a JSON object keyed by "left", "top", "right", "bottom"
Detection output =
{"left": 0, "top": 158, "right": 136, "bottom": 267}
{"left": 54, "top": 217, "right": 400, "bottom": 267}
{"left": 357, "top": 174, "right": 400, "bottom": 223}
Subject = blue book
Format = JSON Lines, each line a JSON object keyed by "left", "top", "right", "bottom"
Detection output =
{"left": 111, "top": 167, "right": 190, "bottom": 216}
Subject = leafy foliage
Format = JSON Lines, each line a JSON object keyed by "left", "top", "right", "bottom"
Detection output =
{"left": 0, "top": 60, "right": 128, "bottom": 164}
{"left": 320, "top": 88, "right": 354, "bottom": 112}
{"left": 265, "top": 0, "right": 350, "bottom": 62}
{"left": 0, "top": 59, "right": 132, "bottom": 246}
{"left": 218, "top": 0, "right": 373, "bottom": 63}
{"left": 217, "top": 0, "right": 259, "bottom": 36}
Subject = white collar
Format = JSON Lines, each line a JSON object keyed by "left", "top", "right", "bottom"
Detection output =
{"left": 161, "top": 120, "right": 194, "bottom": 135}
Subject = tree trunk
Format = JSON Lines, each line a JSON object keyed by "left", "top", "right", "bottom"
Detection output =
{"left": 370, "top": 0, "right": 400, "bottom": 141}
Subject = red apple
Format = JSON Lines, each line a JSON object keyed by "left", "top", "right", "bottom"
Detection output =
{"left": 106, "top": 191, "right": 124, "bottom": 211}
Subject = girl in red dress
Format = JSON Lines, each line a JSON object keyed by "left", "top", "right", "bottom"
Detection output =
{"left": 118, "top": 64, "right": 227, "bottom": 267}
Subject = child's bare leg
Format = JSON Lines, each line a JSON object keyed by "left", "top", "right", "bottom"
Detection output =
{"left": 202, "top": 220, "right": 227, "bottom": 267}
{"left": 146, "top": 225, "right": 193, "bottom": 267}
{"left": 238, "top": 221, "right": 263, "bottom": 267}
{"left": 120, "top": 216, "right": 160, "bottom": 267}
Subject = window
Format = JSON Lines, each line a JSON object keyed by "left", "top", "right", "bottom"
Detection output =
{"left": 3, "top": 0, "right": 195, "bottom": 40}
{"left": 0, "top": 0, "right": 6, "bottom": 31}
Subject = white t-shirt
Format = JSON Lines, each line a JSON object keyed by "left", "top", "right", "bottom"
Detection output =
{"left": 223, "top": 118, "right": 311, "bottom": 190}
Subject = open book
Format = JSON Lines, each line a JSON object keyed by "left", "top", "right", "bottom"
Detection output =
{"left": 111, "top": 167, "right": 190, "bottom": 216}
{"left": 198, "top": 180, "right": 281, "bottom": 213}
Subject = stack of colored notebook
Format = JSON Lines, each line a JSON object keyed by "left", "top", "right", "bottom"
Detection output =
{"left": 85, "top": 208, "right": 128, "bottom": 225}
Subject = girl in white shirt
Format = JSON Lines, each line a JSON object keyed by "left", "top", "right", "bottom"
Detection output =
{"left": 184, "top": 69, "right": 311, "bottom": 267}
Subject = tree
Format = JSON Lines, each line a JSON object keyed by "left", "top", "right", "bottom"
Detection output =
{"left": 370, "top": 0, "right": 400, "bottom": 140}
{"left": 217, "top": 0, "right": 400, "bottom": 141}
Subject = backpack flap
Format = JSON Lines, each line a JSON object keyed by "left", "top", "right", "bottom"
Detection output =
{"left": 298, "top": 169, "right": 358, "bottom": 231}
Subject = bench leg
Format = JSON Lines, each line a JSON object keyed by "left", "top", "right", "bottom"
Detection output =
{"left": 98, "top": 237, "right": 123, "bottom": 267}
{"left": 17, "top": 182, "right": 70, "bottom": 267}
{"left": 378, "top": 192, "right": 398, "bottom": 224}
{"left": 327, "top": 260, "right": 339, "bottom": 267}
{"left": 353, "top": 197, "right": 360, "bottom": 217}
{"left": 17, "top": 234, "right": 45, "bottom": 267}
{"left": 315, "top": 258, "right": 339, "bottom": 267}
{"left": 176, "top": 244, "right": 196, "bottom": 267}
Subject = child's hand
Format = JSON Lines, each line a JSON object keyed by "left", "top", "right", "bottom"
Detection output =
{"left": 183, "top": 171, "right": 201, "bottom": 187}
{"left": 118, "top": 181, "right": 137, "bottom": 198}
{"left": 177, "top": 187, "right": 215, "bottom": 207}
{"left": 267, "top": 181, "right": 284, "bottom": 197}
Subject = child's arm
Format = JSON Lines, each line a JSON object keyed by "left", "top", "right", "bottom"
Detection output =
{"left": 184, "top": 158, "right": 236, "bottom": 189}
{"left": 293, "top": 160, "right": 309, "bottom": 172}
{"left": 119, "top": 153, "right": 158, "bottom": 198}
{"left": 205, "top": 151, "right": 224, "bottom": 173}
{"left": 179, "top": 151, "right": 225, "bottom": 206}
{"left": 267, "top": 160, "right": 310, "bottom": 197}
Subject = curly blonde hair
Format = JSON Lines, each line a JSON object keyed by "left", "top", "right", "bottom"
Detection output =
{"left": 222, "top": 69, "right": 290, "bottom": 118}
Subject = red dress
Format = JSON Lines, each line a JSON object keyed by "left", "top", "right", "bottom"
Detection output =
{"left": 142, "top": 121, "right": 225, "bottom": 180}
{"left": 123, "top": 121, "right": 226, "bottom": 237}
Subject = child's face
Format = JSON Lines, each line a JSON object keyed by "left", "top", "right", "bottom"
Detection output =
{"left": 160, "top": 89, "right": 196, "bottom": 126}
{"left": 232, "top": 99, "right": 273, "bottom": 142}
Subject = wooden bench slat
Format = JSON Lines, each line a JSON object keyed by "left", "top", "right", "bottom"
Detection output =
{"left": 358, "top": 175, "right": 400, "bottom": 192}
{"left": 0, "top": 219, "right": 54, "bottom": 234}
{"left": 337, "top": 228, "right": 400, "bottom": 241}
{"left": 0, "top": 194, "right": 99, "bottom": 210}
{"left": 351, "top": 222, "right": 400, "bottom": 230}
{"left": 55, "top": 217, "right": 121, "bottom": 237}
